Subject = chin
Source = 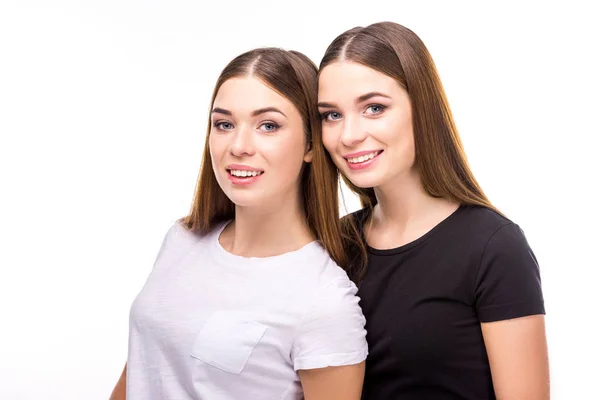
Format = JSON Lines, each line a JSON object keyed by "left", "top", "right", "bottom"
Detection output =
{"left": 223, "top": 192, "right": 260, "bottom": 208}
{"left": 340, "top": 170, "right": 382, "bottom": 190}
{"left": 343, "top": 177, "right": 379, "bottom": 190}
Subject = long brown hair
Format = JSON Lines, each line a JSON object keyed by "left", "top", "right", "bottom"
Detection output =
{"left": 181, "top": 48, "right": 348, "bottom": 269}
{"left": 320, "top": 22, "right": 498, "bottom": 281}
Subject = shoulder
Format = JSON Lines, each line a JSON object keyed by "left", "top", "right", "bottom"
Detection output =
{"left": 286, "top": 243, "right": 360, "bottom": 314}
{"left": 437, "top": 205, "right": 538, "bottom": 267}
{"left": 461, "top": 206, "right": 535, "bottom": 254}
{"left": 165, "top": 219, "right": 228, "bottom": 247}
{"left": 292, "top": 246, "right": 367, "bottom": 370}
{"left": 444, "top": 205, "right": 528, "bottom": 251}
{"left": 152, "top": 220, "right": 223, "bottom": 267}
{"left": 464, "top": 207, "right": 540, "bottom": 286}
{"left": 469, "top": 210, "right": 544, "bottom": 320}
{"left": 301, "top": 243, "right": 357, "bottom": 292}
{"left": 457, "top": 205, "right": 513, "bottom": 234}
{"left": 162, "top": 220, "right": 203, "bottom": 249}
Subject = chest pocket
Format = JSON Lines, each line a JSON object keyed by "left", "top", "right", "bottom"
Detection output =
{"left": 191, "top": 311, "right": 267, "bottom": 374}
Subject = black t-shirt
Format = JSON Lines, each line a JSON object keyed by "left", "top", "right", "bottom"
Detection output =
{"left": 353, "top": 205, "right": 545, "bottom": 400}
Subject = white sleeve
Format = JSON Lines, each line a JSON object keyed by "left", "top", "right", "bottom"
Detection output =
{"left": 292, "top": 277, "right": 368, "bottom": 371}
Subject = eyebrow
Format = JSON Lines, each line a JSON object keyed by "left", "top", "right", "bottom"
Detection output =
{"left": 252, "top": 107, "right": 287, "bottom": 118}
{"left": 317, "top": 91, "right": 392, "bottom": 108}
{"left": 211, "top": 106, "right": 287, "bottom": 118}
{"left": 212, "top": 107, "right": 231, "bottom": 116}
{"left": 357, "top": 91, "right": 391, "bottom": 103}
{"left": 317, "top": 101, "right": 336, "bottom": 109}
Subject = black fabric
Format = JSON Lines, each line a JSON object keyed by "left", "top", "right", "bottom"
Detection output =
{"left": 353, "top": 205, "right": 545, "bottom": 400}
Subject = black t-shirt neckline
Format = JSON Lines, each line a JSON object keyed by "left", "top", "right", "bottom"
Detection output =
{"left": 363, "top": 205, "right": 466, "bottom": 256}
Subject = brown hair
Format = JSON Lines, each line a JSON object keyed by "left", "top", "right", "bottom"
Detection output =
{"left": 320, "top": 22, "right": 498, "bottom": 281}
{"left": 181, "top": 48, "right": 349, "bottom": 269}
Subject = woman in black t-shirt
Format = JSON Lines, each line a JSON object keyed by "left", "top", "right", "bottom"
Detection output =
{"left": 317, "top": 22, "right": 549, "bottom": 399}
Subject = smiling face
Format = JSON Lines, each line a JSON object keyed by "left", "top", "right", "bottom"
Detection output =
{"left": 209, "top": 76, "right": 312, "bottom": 209}
{"left": 318, "top": 61, "right": 416, "bottom": 189}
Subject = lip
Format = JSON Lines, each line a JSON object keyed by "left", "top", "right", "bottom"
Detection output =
{"left": 343, "top": 150, "right": 383, "bottom": 171}
{"left": 342, "top": 150, "right": 382, "bottom": 159}
{"left": 226, "top": 164, "right": 264, "bottom": 172}
{"left": 226, "top": 164, "right": 264, "bottom": 186}
{"left": 227, "top": 173, "right": 263, "bottom": 186}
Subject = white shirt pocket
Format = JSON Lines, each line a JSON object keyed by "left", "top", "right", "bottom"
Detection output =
{"left": 191, "top": 311, "right": 267, "bottom": 374}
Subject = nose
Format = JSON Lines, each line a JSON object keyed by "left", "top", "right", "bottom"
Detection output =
{"left": 230, "top": 125, "right": 255, "bottom": 157}
{"left": 340, "top": 116, "right": 367, "bottom": 147}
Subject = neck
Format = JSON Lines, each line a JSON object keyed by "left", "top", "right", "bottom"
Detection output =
{"left": 220, "top": 195, "right": 314, "bottom": 258}
{"left": 370, "top": 168, "right": 458, "bottom": 241}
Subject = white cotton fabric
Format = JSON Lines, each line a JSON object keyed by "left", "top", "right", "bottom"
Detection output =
{"left": 126, "top": 221, "right": 368, "bottom": 400}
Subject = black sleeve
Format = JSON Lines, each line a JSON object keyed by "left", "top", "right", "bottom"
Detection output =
{"left": 474, "top": 223, "right": 545, "bottom": 322}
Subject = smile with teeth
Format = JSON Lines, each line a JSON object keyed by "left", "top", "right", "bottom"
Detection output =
{"left": 228, "top": 169, "right": 263, "bottom": 177}
{"left": 346, "top": 151, "right": 381, "bottom": 164}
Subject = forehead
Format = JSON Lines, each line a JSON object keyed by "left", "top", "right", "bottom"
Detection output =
{"left": 214, "top": 76, "right": 295, "bottom": 113}
{"left": 318, "top": 61, "right": 399, "bottom": 99}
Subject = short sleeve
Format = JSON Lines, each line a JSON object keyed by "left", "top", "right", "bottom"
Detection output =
{"left": 474, "top": 223, "right": 545, "bottom": 322}
{"left": 292, "top": 277, "right": 368, "bottom": 371}
{"left": 151, "top": 222, "right": 194, "bottom": 271}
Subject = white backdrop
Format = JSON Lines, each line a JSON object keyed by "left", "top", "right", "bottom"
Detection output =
{"left": 1, "top": 1, "right": 598, "bottom": 398}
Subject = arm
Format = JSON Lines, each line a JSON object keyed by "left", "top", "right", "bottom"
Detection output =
{"left": 475, "top": 223, "right": 549, "bottom": 399}
{"left": 482, "top": 315, "right": 550, "bottom": 400}
{"left": 299, "top": 362, "right": 365, "bottom": 400}
{"left": 109, "top": 363, "right": 127, "bottom": 400}
{"left": 293, "top": 275, "right": 368, "bottom": 399}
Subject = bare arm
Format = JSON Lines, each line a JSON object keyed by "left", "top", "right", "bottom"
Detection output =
{"left": 482, "top": 315, "right": 550, "bottom": 399}
{"left": 109, "top": 363, "right": 127, "bottom": 400}
{"left": 298, "top": 362, "right": 365, "bottom": 400}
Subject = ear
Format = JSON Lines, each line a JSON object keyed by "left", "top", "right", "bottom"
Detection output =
{"left": 303, "top": 144, "right": 313, "bottom": 163}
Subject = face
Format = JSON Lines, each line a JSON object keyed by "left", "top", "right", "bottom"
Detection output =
{"left": 318, "top": 61, "right": 415, "bottom": 189}
{"left": 209, "top": 76, "right": 312, "bottom": 209}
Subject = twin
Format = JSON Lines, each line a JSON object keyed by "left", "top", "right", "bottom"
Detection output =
{"left": 111, "top": 22, "right": 549, "bottom": 400}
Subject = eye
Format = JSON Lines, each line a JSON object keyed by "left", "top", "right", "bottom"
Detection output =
{"left": 321, "top": 111, "right": 342, "bottom": 122}
{"left": 365, "top": 104, "right": 387, "bottom": 115}
{"left": 213, "top": 121, "right": 234, "bottom": 131}
{"left": 259, "top": 122, "right": 280, "bottom": 132}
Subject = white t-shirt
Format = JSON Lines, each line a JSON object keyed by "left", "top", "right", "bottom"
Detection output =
{"left": 126, "top": 221, "right": 368, "bottom": 400}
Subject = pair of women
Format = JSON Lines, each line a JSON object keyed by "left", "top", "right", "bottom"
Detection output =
{"left": 111, "top": 22, "right": 549, "bottom": 400}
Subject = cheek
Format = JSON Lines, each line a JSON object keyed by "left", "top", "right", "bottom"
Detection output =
{"left": 372, "top": 112, "right": 413, "bottom": 149}
{"left": 386, "top": 115, "right": 416, "bottom": 164}
{"left": 264, "top": 138, "right": 306, "bottom": 181}
{"left": 208, "top": 133, "right": 225, "bottom": 160}
{"left": 321, "top": 126, "right": 339, "bottom": 154}
{"left": 394, "top": 114, "right": 415, "bottom": 154}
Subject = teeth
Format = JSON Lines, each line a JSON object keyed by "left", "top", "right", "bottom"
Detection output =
{"left": 347, "top": 151, "right": 379, "bottom": 164}
{"left": 229, "top": 169, "right": 262, "bottom": 177}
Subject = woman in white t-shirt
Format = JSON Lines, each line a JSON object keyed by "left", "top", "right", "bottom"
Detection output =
{"left": 109, "top": 48, "right": 368, "bottom": 400}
